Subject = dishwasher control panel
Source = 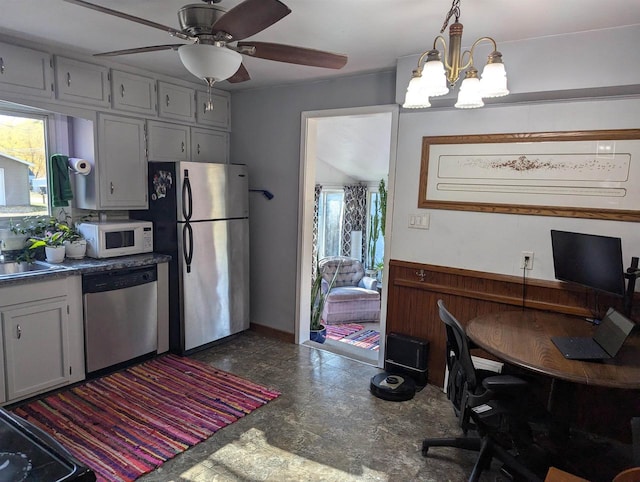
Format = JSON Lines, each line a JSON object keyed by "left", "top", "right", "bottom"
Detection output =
{"left": 82, "top": 265, "right": 158, "bottom": 293}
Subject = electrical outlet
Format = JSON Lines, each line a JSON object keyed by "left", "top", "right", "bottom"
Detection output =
{"left": 520, "top": 251, "right": 534, "bottom": 270}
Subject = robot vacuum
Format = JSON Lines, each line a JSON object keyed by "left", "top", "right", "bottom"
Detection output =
{"left": 370, "top": 372, "right": 416, "bottom": 401}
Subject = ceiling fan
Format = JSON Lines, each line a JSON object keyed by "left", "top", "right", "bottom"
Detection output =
{"left": 63, "top": 0, "right": 348, "bottom": 109}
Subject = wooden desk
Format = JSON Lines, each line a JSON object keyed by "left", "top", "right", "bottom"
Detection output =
{"left": 466, "top": 310, "right": 640, "bottom": 389}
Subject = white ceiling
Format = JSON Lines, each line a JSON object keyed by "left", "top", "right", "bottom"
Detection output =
{"left": 316, "top": 113, "right": 393, "bottom": 183}
{"left": 1, "top": 0, "right": 639, "bottom": 92}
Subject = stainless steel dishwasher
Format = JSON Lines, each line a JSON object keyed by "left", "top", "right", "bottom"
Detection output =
{"left": 83, "top": 265, "right": 158, "bottom": 374}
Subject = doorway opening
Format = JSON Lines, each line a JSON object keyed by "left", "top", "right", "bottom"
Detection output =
{"left": 296, "top": 105, "right": 399, "bottom": 367}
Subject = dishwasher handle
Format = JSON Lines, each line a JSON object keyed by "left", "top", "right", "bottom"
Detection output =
{"left": 82, "top": 265, "right": 157, "bottom": 293}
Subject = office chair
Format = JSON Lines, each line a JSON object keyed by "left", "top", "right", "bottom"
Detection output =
{"left": 422, "top": 300, "right": 551, "bottom": 482}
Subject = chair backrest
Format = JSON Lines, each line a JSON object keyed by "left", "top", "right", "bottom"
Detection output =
{"left": 319, "top": 256, "right": 364, "bottom": 288}
{"left": 438, "top": 300, "right": 480, "bottom": 407}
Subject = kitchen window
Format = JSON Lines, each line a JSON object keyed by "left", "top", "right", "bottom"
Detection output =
{"left": 0, "top": 109, "right": 50, "bottom": 219}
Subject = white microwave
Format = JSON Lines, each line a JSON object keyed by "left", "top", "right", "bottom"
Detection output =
{"left": 77, "top": 221, "right": 153, "bottom": 258}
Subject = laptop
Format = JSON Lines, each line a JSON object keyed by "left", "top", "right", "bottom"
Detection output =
{"left": 551, "top": 307, "right": 636, "bottom": 360}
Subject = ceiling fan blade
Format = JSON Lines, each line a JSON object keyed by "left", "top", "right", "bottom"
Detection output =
{"left": 238, "top": 42, "right": 348, "bottom": 69}
{"left": 63, "top": 0, "right": 191, "bottom": 40}
{"left": 212, "top": 0, "right": 291, "bottom": 41}
{"left": 227, "top": 63, "right": 251, "bottom": 83}
{"left": 94, "top": 45, "right": 183, "bottom": 57}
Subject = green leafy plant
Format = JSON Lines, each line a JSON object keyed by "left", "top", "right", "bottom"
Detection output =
{"left": 367, "top": 179, "right": 387, "bottom": 271}
{"left": 378, "top": 179, "right": 387, "bottom": 237}
{"left": 12, "top": 215, "right": 83, "bottom": 259}
{"left": 310, "top": 257, "right": 341, "bottom": 331}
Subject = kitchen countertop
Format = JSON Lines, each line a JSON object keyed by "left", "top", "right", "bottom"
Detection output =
{"left": 0, "top": 253, "right": 171, "bottom": 287}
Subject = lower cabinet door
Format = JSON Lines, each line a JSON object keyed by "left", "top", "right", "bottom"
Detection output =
{"left": 2, "top": 298, "right": 70, "bottom": 401}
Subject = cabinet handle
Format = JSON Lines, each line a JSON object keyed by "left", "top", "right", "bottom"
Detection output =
{"left": 166, "top": 94, "right": 170, "bottom": 107}
{"left": 110, "top": 182, "right": 115, "bottom": 194}
{"left": 120, "top": 84, "right": 125, "bottom": 97}
{"left": 16, "top": 324, "right": 21, "bottom": 339}
{"left": 197, "top": 144, "right": 201, "bottom": 155}
{"left": 66, "top": 71, "right": 71, "bottom": 87}
{"left": 181, "top": 141, "right": 185, "bottom": 153}
{"left": 0, "top": 57, "right": 4, "bottom": 74}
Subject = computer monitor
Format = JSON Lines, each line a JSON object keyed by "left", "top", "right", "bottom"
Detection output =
{"left": 550, "top": 230, "right": 626, "bottom": 297}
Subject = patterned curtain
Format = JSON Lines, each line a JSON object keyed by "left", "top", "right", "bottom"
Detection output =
{"left": 312, "top": 184, "right": 322, "bottom": 279}
{"left": 341, "top": 184, "right": 367, "bottom": 260}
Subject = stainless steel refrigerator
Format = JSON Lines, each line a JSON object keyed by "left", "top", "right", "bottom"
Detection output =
{"left": 135, "top": 161, "right": 249, "bottom": 354}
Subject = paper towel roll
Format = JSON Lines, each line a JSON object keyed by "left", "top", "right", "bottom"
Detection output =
{"left": 68, "top": 157, "right": 91, "bottom": 175}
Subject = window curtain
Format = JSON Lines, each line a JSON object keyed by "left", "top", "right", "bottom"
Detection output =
{"left": 312, "top": 184, "right": 322, "bottom": 278}
{"left": 341, "top": 184, "right": 367, "bottom": 260}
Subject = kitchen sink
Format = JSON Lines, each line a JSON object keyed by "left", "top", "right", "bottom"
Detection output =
{"left": 0, "top": 260, "right": 68, "bottom": 278}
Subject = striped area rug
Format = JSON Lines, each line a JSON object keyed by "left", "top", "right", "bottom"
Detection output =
{"left": 337, "top": 329, "right": 380, "bottom": 351}
{"left": 325, "top": 323, "right": 364, "bottom": 341}
{"left": 12, "top": 354, "right": 280, "bottom": 482}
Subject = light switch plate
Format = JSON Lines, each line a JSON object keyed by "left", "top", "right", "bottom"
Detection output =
{"left": 409, "top": 213, "right": 429, "bottom": 230}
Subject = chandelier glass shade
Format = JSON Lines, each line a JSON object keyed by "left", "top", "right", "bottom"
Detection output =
{"left": 403, "top": 0, "right": 508, "bottom": 109}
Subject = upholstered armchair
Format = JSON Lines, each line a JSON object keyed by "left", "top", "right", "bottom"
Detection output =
{"left": 318, "top": 256, "right": 381, "bottom": 325}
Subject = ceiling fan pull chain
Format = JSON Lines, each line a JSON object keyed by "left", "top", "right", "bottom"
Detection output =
{"left": 205, "top": 78, "right": 215, "bottom": 112}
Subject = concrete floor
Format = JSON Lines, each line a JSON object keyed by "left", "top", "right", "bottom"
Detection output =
{"left": 137, "top": 330, "right": 513, "bottom": 482}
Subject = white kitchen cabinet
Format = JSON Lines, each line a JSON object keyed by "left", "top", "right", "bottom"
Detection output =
{"left": 0, "top": 276, "right": 84, "bottom": 405}
{"left": 73, "top": 114, "right": 148, "bottom": 210}
{"left": 158, "top": 81, "right": 195, "bottom": 122}
{"left": 2, "top": 298, "right": 70, "bottom": 401}
{"left": 196, "top": 89, "right": 230, "bottom": 130}
{"left": 97, "top": 114, "right": 148, "bottom": 209}
{"left": 111, "top": 69, "right": 156, "bottom": 115}
{"left": 0, "top": 41, "right": 53, "bottom": 98}
{"left": 148, "top": 120, "right": 190, "bottom": 161}
{"left": 191, "top": 127, "right": 229, "bottom": 163}
{"left": 55, "top": 56, "right": 109, "bottom": 107}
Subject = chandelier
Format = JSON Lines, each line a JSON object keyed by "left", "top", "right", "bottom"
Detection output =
{"left": 403, "top": 0, "right": 509, "bottom": 109}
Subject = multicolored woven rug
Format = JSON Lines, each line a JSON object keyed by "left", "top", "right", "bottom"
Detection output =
{"left": 326, "top": 324, "right": 380, "bottom": 351}
{"left": 12, "top": 354, "right": 280, "bottom": 482}
{"left": 325, "top": 323, "right": 364, "bottom": 341}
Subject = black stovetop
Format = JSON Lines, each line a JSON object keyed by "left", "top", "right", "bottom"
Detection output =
{"left": 0, "top": 409, "right": 95, "bottom": 482}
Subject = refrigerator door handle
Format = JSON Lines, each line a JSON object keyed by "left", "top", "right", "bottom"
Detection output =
{"left": 182, "top": 171, "right": 193, "bottom": 221}
{"left": 183, "top": 222, "right": 194, "bottom": 273}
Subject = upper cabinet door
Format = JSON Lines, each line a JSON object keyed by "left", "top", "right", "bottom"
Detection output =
{"left": 191, "top": 127, "right": 229, "bottom": 164}
{"left": 158, "top": 81, "right": 195, "bottom": 123}
{"left": 0, "top": 42, "right": 53, "bottom": 98}
{"left": 55, "top": 56, "right": 109, "bottom": 107}
{"left": 196, "top": 90, "right": 230, "bottom": 130}
{"left": 98, "top": 114, "right": 148, "bottom": 209}
{"left": 111, "top": 70, "right": 156, "bottom": 115}
{"left": 148, "top": 120, "right": 190, "bottom": 161}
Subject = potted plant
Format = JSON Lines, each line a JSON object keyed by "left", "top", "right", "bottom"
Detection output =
{"left": 310, "top": 257, "right": 341, "bottom": 343}
{"left": 61, "top": 224, "right": 87, "bottom": 259}
{"left": 27, "top": 229, "right": 66, "bottom": 263}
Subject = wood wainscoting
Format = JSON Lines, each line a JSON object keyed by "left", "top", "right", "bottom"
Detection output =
{"left": 385, "top": 259, "right": 639, "bottom": 442}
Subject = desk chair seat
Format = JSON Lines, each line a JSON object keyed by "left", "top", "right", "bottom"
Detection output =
{"left": 422, "top": 300, "right": 553, "bottom": 482}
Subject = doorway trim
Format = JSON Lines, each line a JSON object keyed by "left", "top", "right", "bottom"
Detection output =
{"left": 296, "top": 104, "right": 399, "bottom": 367}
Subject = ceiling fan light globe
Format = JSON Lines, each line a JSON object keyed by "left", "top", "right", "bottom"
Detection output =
{"left": 178, "top": 44, "right": 243, "bottom": 82}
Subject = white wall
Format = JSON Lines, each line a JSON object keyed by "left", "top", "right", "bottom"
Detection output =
{"left": 231, "top": 72, "right": 397, "bottom": 333}
{"left": 315, "top": 158, "right": 357, "bottom": 186}
{"left": 392, "top": 97, "right": 640, "bottom": 281}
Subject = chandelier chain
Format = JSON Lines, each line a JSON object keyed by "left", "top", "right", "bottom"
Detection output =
{"left": 440, "top": 0, "right": 461, "bottom": 34}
